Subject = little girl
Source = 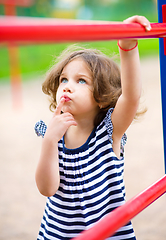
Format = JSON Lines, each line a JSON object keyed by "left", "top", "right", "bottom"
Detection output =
{"left": 35, "top": 16, "right": 151, "bottom": 240}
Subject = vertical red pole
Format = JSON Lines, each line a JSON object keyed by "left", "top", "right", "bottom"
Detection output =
{"left": 8, "top": 44, "right": 22, "bottom": 109}
{"left": 4, "top": 3, "right": 22, "bottom": 109}
{"left": 4, "top": 3, "right": 16, "bottom": 15}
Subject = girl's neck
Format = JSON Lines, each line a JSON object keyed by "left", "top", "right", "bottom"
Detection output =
{"left": 64, "top": 120, "right": 94, "bottom": 149}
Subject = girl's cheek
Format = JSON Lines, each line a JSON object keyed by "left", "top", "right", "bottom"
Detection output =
{"left": 56, "top": 89, "right": 61, "bottom": 104}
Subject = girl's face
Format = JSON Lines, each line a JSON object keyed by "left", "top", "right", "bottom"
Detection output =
{"left": 56, "top": 58, "right": 99, "bottom": 120}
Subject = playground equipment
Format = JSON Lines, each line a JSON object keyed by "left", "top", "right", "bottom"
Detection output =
{"left": 0, "top": 0, "right": 34, "bottom": 15}
{"left": 0, "top": 0, "right": 166, "bottom": 238}
{"left": 72, "top": 175, "right": 166, "bottom": 240}
{"left": 1, "top": 16, "right": 166, "bottom": 43}
{"left": 0, "top": 0, "right": 34, "bottom": 108}
{"left": 159, "top": 1, "right": 166, "bottom": 176}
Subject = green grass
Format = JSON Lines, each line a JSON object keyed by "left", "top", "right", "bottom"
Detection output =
{"left": 0, "top": 39, "right": 159, "bottom": 82}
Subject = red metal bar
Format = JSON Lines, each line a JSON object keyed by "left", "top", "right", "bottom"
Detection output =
{"left": 72, "top": 175, "right": 166, "bottom": 240}
{"left": 0, "top": 17, "right": 166, "bottom": 44}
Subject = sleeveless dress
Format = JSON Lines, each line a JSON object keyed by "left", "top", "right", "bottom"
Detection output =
{"left": 35, "top": 108, "right": 136, "bottom": 240}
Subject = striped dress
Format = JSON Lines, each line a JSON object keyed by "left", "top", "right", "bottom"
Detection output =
{"left": 37, "top": 108, "right": 136, "bottom": 240}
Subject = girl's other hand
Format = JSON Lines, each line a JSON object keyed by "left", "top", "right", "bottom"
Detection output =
{"left": 119, "top": 15, "right": 151, "bottom": 51}
{"left": 123, "top": 15, "right": 151, "bottom": 31}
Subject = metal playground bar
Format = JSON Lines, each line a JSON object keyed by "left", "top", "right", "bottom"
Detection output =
{"left": 72, "top": 175, "right": 166, "bottom": 240}
{"left": 0, "top": 16, "right": 166, "bottom": 44}
{"left": 0, "top": 0, "right": 166, "bottom": 238}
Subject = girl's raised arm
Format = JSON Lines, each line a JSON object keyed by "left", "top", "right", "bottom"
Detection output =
{"left": 111, "top": 16, "right": 151, "bottom": 157}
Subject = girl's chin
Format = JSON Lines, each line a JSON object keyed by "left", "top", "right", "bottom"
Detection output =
{"left": 62, "top": 107, "right": 72, "bottom": 114}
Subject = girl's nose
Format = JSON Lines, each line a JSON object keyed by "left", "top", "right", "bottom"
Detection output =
{"left": 63, "top": 82, "right": 73, "bottom": 93}
{"left": 63, "top": 86, "right": 71, "bottom": 93}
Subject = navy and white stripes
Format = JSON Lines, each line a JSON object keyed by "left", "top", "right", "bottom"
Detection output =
{"left": 36, "top": 108, "right": 136, "bottom": 240}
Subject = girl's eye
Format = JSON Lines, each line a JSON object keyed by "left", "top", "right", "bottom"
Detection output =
{"left": 60, "top": 78, "right": 68, "bottom": 83}
{"left": 78, "top": 79, "right": 86, "bottom": 84}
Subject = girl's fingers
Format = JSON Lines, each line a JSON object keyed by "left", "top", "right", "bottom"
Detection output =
{"left": 53, "top": 97, "right": 65, "bottom": 116}
{"left": 53, "top": 97, "right": 77, "bottom": 125}
{"left": 124, "top": 15, "right": 151, "bottom": 31}
{"left": 63, "top": 113, "right": 77, "bottom": 126}
{"left": 137, "top": 16, "right": 151, "bottom": 31}
{"left": 66, "top": 119, "right": 77, "bottom": 128}
{"left": 142, "top": 22, "right": 151, "bottom": 31}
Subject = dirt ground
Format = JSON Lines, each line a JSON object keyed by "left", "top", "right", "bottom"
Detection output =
{"left": 0, "top": 56, "right": 166, "bottom": 240}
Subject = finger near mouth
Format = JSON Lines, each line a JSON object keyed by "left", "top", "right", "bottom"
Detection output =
{"left": 61, "top": 96, "right": 71, "bottom": 102}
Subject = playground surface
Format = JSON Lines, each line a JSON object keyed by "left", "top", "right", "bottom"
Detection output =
{"left": 0, "top": 56, "right": 166, "bottom": 240}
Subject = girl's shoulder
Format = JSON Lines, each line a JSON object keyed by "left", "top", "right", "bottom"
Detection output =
{"left": 98, "top": 108, "right": 127, "bottom": 147}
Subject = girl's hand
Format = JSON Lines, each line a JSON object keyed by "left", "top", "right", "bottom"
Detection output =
{"left": 44, "top": 98, "right": 77, "bottom": 143}
{"left": 119, "top": 15, "right": 151, "bottom": 50}
{"left": 123, "top": 15, "right": 151, "bottom": 31}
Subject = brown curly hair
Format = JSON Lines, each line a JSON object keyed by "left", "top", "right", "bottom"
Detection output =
{"left": 42, "top": 46, "right": 143, "bottom": 127}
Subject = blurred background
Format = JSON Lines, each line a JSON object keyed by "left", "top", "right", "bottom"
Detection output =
{"left": 1, "top": 1, "right": 166, "bottom": 240}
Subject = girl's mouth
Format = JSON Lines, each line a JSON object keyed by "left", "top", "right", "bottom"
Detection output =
{"left": 61, "top": 95, "right": 71, "bottom": 102}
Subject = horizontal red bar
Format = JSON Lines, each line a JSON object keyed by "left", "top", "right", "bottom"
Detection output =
{"left": 72, "top": 175, "right": 166, "bottom": 240}
{"left": 0, "top": 17, "right": 166, "bottom": 44}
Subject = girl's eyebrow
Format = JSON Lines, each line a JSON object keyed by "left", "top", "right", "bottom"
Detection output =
{"left": 77, "top": 73, "right": 92, "bottom": 80}
{"left": 60, "top": 72, "right": 66, "bottom": 77}
{"left": 60, "top": 72, "right": 92, "bottom": 81}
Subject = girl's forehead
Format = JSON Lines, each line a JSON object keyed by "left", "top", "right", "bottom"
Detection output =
{"left": 62, "top": 57, "right": 91, "bottom": 74}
